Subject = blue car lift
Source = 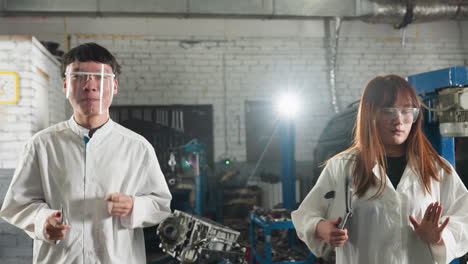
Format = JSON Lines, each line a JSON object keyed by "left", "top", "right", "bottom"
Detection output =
{"left": 408, "top": 66, "right": 468, "bottom": 264}
{"left": 182, "top": 139, "right": 207, "bottom": 216}
{"left": 408, "top": 66, "right": 468, "bottom": 165}
{"left": 249, "top": 119, "right": 315, "bottom": 264}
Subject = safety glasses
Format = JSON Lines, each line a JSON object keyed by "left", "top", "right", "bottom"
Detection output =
{"left": 66, "top": 72, "right": 115, "bottom": 82}
{"left": 378, "top": 107, "right": 419, "bottom": 124}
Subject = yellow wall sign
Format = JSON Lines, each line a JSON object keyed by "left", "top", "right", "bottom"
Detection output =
{"left": 0, "top": 72, "right": 19, "bottom": 104}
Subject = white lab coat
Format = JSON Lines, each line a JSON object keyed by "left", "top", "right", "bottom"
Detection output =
{"left": 0, "top": 117, "right": 172, "bottom": 264}
{"left": 292, "top": 152, "right": 468, "bottom": 264}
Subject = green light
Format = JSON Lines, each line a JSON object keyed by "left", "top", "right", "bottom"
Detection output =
{"left": 225, "top": 160, "right": 230, "bottom": 165}
{"left": 181, "top": 157, "right": 191, "bottom": 168}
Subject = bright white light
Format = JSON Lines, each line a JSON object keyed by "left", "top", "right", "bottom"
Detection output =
{"left": 275, "top": 92, "right": 300, "bottom": 119}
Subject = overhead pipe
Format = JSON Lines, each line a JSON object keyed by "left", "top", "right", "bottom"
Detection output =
{"left": 326, "top": 17, "right": 342, "bottom": 114}
{"left": 359, "top": 0, "right": 468, "bottom": 28}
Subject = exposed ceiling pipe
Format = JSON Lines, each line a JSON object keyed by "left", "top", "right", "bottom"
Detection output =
{"left": 359, "top": 0, "right": 468, "bottom": 28}
{"left": 325, "top": 17, "right": 342, "bottom": 114}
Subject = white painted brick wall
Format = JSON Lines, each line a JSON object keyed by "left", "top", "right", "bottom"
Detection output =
{"left": 0, "top": 36, "right": 65, "bottom": 169}
{"left": 335, "top": 33, "right": 468, "bottom": 107}
{"left": 31, "top": 39, "right": 67, "bottom": 129}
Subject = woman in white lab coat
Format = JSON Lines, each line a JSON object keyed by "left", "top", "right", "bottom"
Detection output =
{"left": 292, "top": 75, "right": 468, "bottom": 264}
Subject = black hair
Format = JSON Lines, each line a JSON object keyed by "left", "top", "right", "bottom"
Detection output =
{"left": 60, "top": 42, "right": 121, "bottom": 78}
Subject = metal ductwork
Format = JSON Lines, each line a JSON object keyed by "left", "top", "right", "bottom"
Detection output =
{"left": 359, "top": 0, "right": 468, "bottom": 28}
{"left": 0, "top": 0, "right": 466, "bottom": 27}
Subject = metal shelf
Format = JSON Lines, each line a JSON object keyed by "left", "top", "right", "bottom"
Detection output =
{"left": 249, "top": 214, "right": 315, "bottom": 264}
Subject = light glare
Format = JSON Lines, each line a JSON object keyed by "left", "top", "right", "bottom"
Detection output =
{"left": 276, "top": 93, "right": 300, "bottom": 118}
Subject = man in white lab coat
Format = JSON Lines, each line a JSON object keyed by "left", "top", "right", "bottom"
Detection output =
{"left": 0, "top": 42, "right": 172, "bottom": 263}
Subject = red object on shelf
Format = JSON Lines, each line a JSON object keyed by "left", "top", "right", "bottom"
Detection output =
{"left": 245, "top": 245, "right": 260, "bottom": 264}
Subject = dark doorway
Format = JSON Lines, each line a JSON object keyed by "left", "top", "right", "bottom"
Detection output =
{"left": 245, "top": 101, "right": 281, "bottom": 163}
{"left": 110, "top": 105, "right": 214, "bottom": 170}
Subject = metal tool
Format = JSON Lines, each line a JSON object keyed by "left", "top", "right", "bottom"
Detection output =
{"left": 323, "top": 176, "right": 354, "bottom": 260}
{"left": 54, "top": 205, "right": 68, "bottom": 245}
{"left": 338, "top": 176, "right": 353, "bottom": 229}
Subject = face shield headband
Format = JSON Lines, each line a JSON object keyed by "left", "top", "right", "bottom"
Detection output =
{"left": 64, "top": 64, "right": 115, "bottom": 115}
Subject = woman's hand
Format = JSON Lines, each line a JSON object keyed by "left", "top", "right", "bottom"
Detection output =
{"left": 409, "top": 201, "right": 450, "bottom": 245}
{"left": 315, "top": 217, "right": 348, "bottom": 247}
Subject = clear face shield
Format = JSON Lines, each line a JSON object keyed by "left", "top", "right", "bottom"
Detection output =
{"left": 64, "top": 63, "right": 116, "bottom": 115}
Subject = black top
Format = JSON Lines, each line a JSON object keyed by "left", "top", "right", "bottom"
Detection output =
{"left": 88, "top": 128, "right": 98, "bottom": 138}
{"left": 88, "top": 121, "right": 107, "bottom": 138}
{"left": 385, "top": 155, "right": 407, "bottom": 188}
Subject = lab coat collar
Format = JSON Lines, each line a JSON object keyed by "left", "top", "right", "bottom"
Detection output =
{"left": 371, "top": 159, "right": 416, "bottom": 191}
{"left": 67, "top": 116, "right": 115, "bottom": 144}
{"left": 372, "top": 162, "right": 384, "bottom": 180}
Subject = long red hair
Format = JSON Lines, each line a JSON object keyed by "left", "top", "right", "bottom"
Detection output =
{"left": 340, "top": 75, "right": 451, "bottom": 199}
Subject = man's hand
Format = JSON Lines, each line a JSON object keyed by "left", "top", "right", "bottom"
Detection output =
{"left": 315, "top": 217, "right": 348, "bottom": 247}
{"left": 44, "top": 211, "right": 71, "bottom": 241}
{"left": 409, "top": 201, "right": 450, "bottom": 245}
{"left": 105, "top": 193, "right": 134, "bottom": 217}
